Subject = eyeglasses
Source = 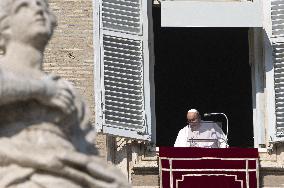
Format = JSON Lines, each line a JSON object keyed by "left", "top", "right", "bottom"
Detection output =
{"left": 187, "top": 119, "right": 199, "bottom": 123}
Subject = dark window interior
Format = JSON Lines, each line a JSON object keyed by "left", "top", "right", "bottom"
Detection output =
{"left": 153, "top": 7, "right": 254, "bottom": 147}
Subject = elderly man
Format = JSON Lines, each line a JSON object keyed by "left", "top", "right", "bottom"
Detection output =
{"left": 174, "top": 109, "right": 228, "bottom": 148}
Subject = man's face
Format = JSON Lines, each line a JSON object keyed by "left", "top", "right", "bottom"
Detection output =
{"left": 8, "top": 0, "right": 55, "bottom": 44}
{"left": 187, "top": 112, "right": 200, "bottom": 126}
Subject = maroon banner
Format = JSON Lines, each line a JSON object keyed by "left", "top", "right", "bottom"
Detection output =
{"left": 159, "top": 147, "right": 259, "bottom": 188}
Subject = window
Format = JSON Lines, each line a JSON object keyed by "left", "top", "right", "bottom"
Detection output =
{"left": 94, "top": 0, "right": 284, "bottom": 147}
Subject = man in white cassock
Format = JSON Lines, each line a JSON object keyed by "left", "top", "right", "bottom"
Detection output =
{"left": 174, "top": 109, "right": 228, "bottom": 148}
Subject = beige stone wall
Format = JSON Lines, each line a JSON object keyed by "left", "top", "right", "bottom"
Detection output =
{"left": 260, "top": 145, "right": 284, "bottom": 187}
{"left": 44, "top": 0, "right": 107, "bottom": 158}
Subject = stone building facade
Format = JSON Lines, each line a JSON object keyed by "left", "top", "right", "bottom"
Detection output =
{"left": 44, "top": 0, "right": 284, "bottom": 187}
{"left": 44, "top": 0, "right": 158, "bottom": 187}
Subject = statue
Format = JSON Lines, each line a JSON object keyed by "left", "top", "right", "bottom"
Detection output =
{"left": 0, "top": 0, "right": 130, "bottom": 187}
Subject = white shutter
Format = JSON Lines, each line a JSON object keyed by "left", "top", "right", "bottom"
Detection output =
{"left": 271, "top": 0, "right": 284, "bottom": 139}
{"left": 272, "top": 42, "right": 284, "bottom": 138}
{"left": 101, "top": 0, "right": 142, "bottom": 34}
{"left": 94, "top": 0, "right": 153, "bottom": 140}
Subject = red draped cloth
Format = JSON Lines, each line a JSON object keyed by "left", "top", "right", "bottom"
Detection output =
{"left": 159, "top": 147, "right": 259, "bottom": 188}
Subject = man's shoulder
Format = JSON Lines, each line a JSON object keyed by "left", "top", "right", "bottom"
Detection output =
{"left": 178, "top": 125, "right": 188, "bottom": 133}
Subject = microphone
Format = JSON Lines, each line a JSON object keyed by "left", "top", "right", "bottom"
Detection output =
{"left": 204, "top": 113, "right": 220, "bottom": 117}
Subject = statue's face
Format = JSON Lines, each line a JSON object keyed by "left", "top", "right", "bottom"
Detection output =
{"left": 8, "top": 0, "right": 55, "bottom": 44}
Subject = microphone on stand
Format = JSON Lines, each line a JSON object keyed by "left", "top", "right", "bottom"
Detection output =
{"left": 204, "top": 112, "right": 229, "bottom": 147}
{"left": 204, "top": 113, "right": 223, "bottom": 117}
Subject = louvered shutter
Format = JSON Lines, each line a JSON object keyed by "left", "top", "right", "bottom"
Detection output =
{"left": 94, "top": 0, "right": 153, "bottom": 140}
{"left": 271, "top": 0, "right": 284, "bottom": 140}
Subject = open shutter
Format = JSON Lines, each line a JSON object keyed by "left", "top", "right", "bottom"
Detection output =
{"left": 271, "top": 0, "right": 284, "bottom": 140}
{"left": 272, "top": 42, "right": 284, "bottom": 138}
{"left": 94, "top": 0, "right": 153, "bottom": 140}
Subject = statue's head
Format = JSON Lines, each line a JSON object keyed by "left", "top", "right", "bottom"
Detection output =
{"left": 0, "top": 0, "right": 57, "bottom": 52}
